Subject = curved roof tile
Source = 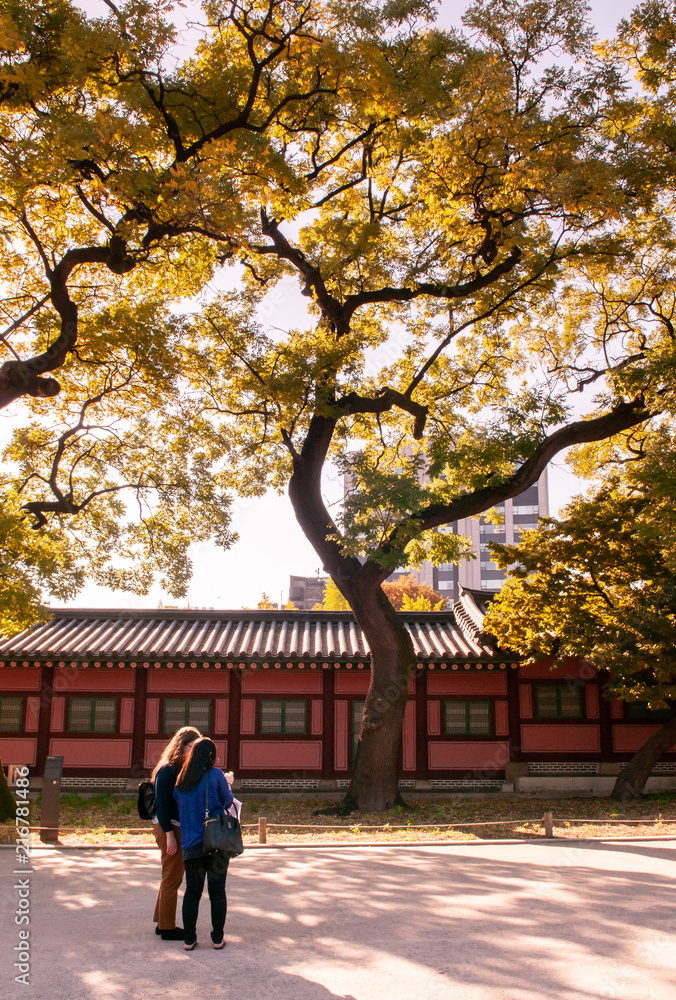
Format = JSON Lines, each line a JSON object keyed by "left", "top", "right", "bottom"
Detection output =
{"left": 0, "top": 607, "right": 497, "bottom": 662}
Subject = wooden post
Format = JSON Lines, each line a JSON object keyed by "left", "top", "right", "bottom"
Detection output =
{"left": 40, "top": 755, "right": 64, "bottom": 844}
{"left": 258, "top": 816, "right": 267, "bottom": 845}
{"left": 543, "top": 811, "right": 554, "bottom": 838}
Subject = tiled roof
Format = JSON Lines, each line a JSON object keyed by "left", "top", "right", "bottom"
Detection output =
{"left": 0, "top": 604, "right": 497, "bottom": 663}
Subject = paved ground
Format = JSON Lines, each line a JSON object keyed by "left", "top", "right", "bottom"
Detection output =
{"left": 2, "top": 840, "right": 675, "bottom": 1000}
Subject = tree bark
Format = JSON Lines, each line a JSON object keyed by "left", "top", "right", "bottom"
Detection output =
{"left": 0, "top": 757, "right": 16, "bottom": 821}
{"left": 342, "top": 579, "right": 415, "bottom": 812}
{"left": 286, "top": 413, "right": 414, "bottom": 813}
{"left": 610, "top": 714, "right": 676, "bottom": 801}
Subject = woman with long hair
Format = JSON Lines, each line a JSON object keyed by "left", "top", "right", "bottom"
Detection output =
{"left": 174, "top": 737, "right": 234, "bottom": 950}
{"left": 151, "top": 725, "right": 201, "bottom": 940}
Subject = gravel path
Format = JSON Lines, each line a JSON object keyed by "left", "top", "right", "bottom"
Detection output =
{"left": 2, "top": 840, "right": 676, "bottom": 1000}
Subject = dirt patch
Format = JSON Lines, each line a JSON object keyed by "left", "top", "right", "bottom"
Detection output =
{"left": 2, "top": 792, "right": 676, "bottom": 846}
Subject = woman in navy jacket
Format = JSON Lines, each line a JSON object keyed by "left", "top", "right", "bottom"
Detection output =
{"left": 151, "top": 725, "right": 201, "bottom": 939}
{"left": 174, "top": 736, "right": 234, "bottom": 950}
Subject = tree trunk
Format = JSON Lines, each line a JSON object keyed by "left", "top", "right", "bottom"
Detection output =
{"left": 343, "top": 580, "right": 416, "bottom": 813}
{"left": 0, "top": 757, "right": 16, "bottom": 821}
{"left": 610, "top": 714, "right": 676, "bottom": 802}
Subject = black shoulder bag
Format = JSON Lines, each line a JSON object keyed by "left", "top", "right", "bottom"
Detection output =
{"left": 203, "top": 774, "right": 244, "bottom": 858}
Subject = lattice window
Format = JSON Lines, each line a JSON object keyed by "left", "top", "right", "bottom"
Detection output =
{"left": 68, "top": 698, "right": 117, "bottom": 733}
{"left": 444, "top": 701, "right": 492, "bottom": 735}
{"left": 260, "top": 700, "right": 306, "bottom": 734}
{"left": 163, "top": 699, "right": 211, "bottom": 734}
{"left": 535, "top": 685, "right": 583, "bottom": 719}
{"left": 0, "top": 696, "right": 23, "bottom": 731}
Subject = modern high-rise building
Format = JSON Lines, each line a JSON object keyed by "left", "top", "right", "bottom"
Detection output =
{"left": 288, "top": 575, "right": 328, "bottom": 610}
{"left": 431, "top": 470, "right": 549, "bottom": 601}
{"left": 345, "top": 457, "right": 549, "bottom": 603}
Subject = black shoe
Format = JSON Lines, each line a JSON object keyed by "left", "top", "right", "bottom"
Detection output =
{"left": 184, "top": 938, "right": 197, "bottom": 951}
{"left": 155, "top": 926, "right": 161, "bottom": 935}
{"left": 211, "top": 930, "right": 226, "bottom": 949}
{"left": 160, "top": 928, "right": 185, "bottom": 941}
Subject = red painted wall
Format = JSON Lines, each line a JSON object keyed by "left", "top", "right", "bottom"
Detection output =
{"left": 519, "top": 658, "right": 597, "bottom": 680}
{"left": 53, "top": 668, "right": 135, "bottom": 692}
{"left": 0, "top": 738, "right": 37, "bottom": 765}
{"left": 428, "top": 741, "right": 508, "bottom": 769}
{"left": 612, "top": 726, "right": 676, "bottom": 753}
{"left": 0, "top": 668, "right": 42, "bottom": 690}
{"left": 147, "top": 670, "right": 229, "bottom": 693}
{"left": 214, "top": 700, "right": 229, "bottom": 734}
{"left": 239, "top": 740, "right": 322, "bottom": 769}
{"left": 335, "top": 672, "right": 370, "bottom": 694}
{"left": 427, "top": 701, "right": 441, "bottom": 736}
{"left": 427, "top": 672, "right": 507, "bottom": 695}
{"left": 240, "top": 700, "right": 256, "bottom": 734}
{"left": 49, "top": 738, "right": 132, "bottom": 768}
{"left": 521, "top": 725, "right": 601, "bottom": 752}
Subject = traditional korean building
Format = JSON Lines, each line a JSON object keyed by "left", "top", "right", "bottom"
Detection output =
{"left": 1, "top": 590, "right": 675, "bottom": 793}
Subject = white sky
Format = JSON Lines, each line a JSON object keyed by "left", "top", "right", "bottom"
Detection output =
{"left": 6, "top": 0, "right": 641, "bottom": 610}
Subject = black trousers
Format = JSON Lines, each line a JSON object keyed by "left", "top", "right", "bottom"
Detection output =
{"left": 182, "top": 854, "right": 230, "bottom": 942}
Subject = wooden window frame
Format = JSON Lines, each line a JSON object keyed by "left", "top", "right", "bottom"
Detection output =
{"left": 0, "top": 695, "right": 23, "bottom": 732}
{"left": 162, "top": 698, "right": 212, "bottom": 734}
{"left": 68, "top": 697, "right": 118, "bottom": 733}
{"left": 259, "top": 699, "right": 307, "bottom": 735}
{"left": 534, "top": 684, "right": 583, "bottom": 719}
{"left": 443, "top": 700, "right": 492, "bottom": 736}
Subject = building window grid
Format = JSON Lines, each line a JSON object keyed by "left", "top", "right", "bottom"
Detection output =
{"left": 0, "top": 696, "right": 23, "bottom": 731}
{"left": 68, "top": 697, "right": 117, "bottom": 733}
{"left": 444, "top": 700, "right": 492, "bottom": 736}
{"left": 163, "top": 698, "right": 211, "bottom": 734}
{"left": 534, "top": 685, "right": 583, "bottom": 719}
{"left": 260, "top": 699, "right": 307, "bottom": 735}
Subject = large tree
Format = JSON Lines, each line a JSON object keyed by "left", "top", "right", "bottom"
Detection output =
{"left": 1, "top": 0, "right": 674, "bottom": 810}
{"left": 485, "top": 430, "right": 676, "bottom": 801}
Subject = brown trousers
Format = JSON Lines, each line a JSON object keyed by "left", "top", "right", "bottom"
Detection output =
{"left": 153, "top": 825, "right": 184, "bottom": 930}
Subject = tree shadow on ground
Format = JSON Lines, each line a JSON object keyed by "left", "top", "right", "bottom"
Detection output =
{"left": 6, "top": 841, "right": 676, "bottom": 1000}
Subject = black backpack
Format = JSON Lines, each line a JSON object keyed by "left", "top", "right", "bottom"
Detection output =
{"left": 137, "top": 780, "right": 156, "bottom": 820}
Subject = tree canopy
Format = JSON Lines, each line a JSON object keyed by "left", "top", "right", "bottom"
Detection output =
{"left": 485, "top": 431, "right": 676, "bottom": 707}
{"left": 2, "top": 0, "right": 676, "bottom": 807}
{"left": 484, "top": 427, "right": 676, "bottom": 798}
{"left": 382, "top": 574, "right": 447, "bottom": 611}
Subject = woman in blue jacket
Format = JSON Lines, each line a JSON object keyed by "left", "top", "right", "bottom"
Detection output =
{"left": 174, "top": 736, "right": 234, "bottom": 950}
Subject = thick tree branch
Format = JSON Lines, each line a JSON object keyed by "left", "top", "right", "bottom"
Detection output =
{"left": 0, "top": 243, "right": 135, "bottom": 409}
{"left": 259, "top": 211, "right": 348, "bottom": 333}
{"left": 342, "top": 247, "right": 522, "bottom": 322}
{"left": 288, "top": 414, "right": 363, "bottom": 592}
{"left": 335, "top": 388, "right": 428, "bottom": 439}
{"left": 366, "top": 399, "right": 653, "bottom": 581}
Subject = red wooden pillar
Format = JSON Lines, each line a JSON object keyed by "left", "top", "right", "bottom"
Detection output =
{"left": 414, "top": 665, "right": 428, "bottom": 782}
{"left": 506, "top": 664, "right": 523, "bottom": 762}
{"left": 228, "top": 667, "right": 242, "bottom": 775}
{"left": 322, "top": 666, "right": 335, "bottom": 779}
{"left": 130, "top": 666, "right": 148, "bottom": 777}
